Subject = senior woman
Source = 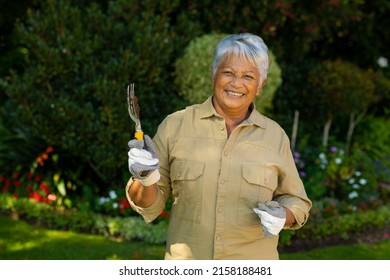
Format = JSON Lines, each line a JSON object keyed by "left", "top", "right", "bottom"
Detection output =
{"left": 126, "top": 33, "right": 312, "bottom": 260}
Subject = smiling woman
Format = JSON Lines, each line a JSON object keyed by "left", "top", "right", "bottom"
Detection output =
{"left": 125, "top": 33, "right": 312, "bottom": 260}
{"left": 211, "top": 54, "right": 265, "bottom": 135}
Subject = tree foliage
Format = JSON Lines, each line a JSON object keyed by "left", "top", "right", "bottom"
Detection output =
{"left": 1, "top": 0, "right": 201, "bottom": 185}
{"left": 308, "top": 59, "right": 377, "bottom": 148}
{"left": 0, "top": 0, "right": 388, "bottom": 192}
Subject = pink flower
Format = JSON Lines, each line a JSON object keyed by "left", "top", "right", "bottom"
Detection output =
{"left": 48, "top": 194, "right": 57, "bottom": 201}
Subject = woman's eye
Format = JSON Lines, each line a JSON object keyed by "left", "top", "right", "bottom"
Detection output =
{"left": 223, "top": 71, "right": 234, "bottom": 76}
{"left": 244, "top": 75, "right": 254, "bottom": 80}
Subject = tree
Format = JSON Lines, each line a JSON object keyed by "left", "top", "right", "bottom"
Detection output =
{"left": 1, "top": 0, "right": 201, "bottom": 187}
{"left": 308, "top": 60, "right": 376, "bottom": 152}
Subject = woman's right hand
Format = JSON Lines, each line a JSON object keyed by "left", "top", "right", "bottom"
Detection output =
{"left": 128, "top": 134, "right": 160, "bottom": 186}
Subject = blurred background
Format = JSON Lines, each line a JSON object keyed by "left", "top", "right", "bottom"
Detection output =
{"left": 0, "top": 0, "right": 389, "bottom": 259}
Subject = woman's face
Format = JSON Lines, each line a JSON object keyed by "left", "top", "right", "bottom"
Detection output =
{"left": 212, "top": 54, "right": 264, "bottom": 117}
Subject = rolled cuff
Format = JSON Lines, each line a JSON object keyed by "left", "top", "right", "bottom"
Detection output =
{"left": 125, "top": 177, "right": 166, "bottom": 223}
{"left": 274, "top": 195, "right": 311, "bottom": 230}
{"left": 140, "top": 169, "right": 161, "bottom": 186}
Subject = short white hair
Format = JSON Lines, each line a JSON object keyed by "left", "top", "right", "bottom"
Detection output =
{"left": 211, "top": 33, "right": 269, "bottom": 85}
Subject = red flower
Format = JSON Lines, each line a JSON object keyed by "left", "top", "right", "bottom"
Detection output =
{"left": 13, "top": 194, "right": 19, "bottom": 199}
{"left": 27, "top": 172, "right": 34, "bottom": 179}
{"left": 13, "top": 173, "right": 20, "bottom": 179}
{"left": 118, "top": 198, "right": 130, "bottom": 210}
{"left": 36, "top": 157, "right": 44, "bottom": 166}
{"left": 40, "top": 183, "right": 50, "bottom": 195}
{"left": 46, "top": 146, "right": 54, "bottom": 153}
{"left": 26, "top": 185, "right": 33, "bottom": 192}
{"left": 35, "top": 176, "right": 41, "bottom": 182}
{"left": 29, "top": 191, "right": 43, "bottom": 202}
{"left": 14, "top": 181, "right": 22, "bottom": 187}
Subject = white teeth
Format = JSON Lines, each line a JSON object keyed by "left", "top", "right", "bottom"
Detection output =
{"left": 226, "top": 90, "right": 244, "bottom": 97}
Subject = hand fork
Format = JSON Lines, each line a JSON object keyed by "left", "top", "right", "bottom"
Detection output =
{"left": 127, "top": 83, "right": 143, "bottom": 140}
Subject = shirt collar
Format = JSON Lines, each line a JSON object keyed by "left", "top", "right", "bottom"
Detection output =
{"left": 199, "top": 96, "right": 266, "bottom": 129}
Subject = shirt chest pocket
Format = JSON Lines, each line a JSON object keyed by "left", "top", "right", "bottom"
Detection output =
{"left": 171, "top": 160, "right": 205, "bottom": 224}
{"left": 238, "top": 163, "right": 279, "bottom": 226}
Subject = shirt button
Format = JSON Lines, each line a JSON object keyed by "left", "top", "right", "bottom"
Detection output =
{"left": 217, "top": 207, "right": 223, "bottom": 213}
{"left": 177, "top": 172, "right": 182, "bottom": 178}
{"left": 220, "top": 179, "right": 225, "bottom": 184}
{"left": 264, "top": 178, "right": 268, "bottom": 185}
{"left": 224, "top": 150, "right": 228, "bottom": 156}
{"left": 220, "top": 126, "right": 225, "bottom": 131}
{"left": 216, "top": 235, "right": 221, "bottom": 240}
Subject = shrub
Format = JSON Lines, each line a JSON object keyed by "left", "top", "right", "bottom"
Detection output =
{"left": 0, "top": 0, "right": 201, "bottom": 188}
{"left": 1, "top": 192, "right": 388, "bottom": 248}
{"left": 294, "top": 142, "right": 388, "bottom": 211}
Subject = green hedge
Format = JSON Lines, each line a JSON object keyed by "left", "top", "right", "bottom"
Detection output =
{"left": 1, "top": 193, "right": 388, "bottom": 248}
{"left": 279, "top": 204, "right": 390, "bottom": 249}
{"left": 0, "top": 194, "right": 167, "bottom": 244}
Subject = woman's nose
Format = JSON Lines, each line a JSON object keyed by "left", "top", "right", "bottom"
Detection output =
{"left": 229, "top": 75, "right": 244, "bottom": 87}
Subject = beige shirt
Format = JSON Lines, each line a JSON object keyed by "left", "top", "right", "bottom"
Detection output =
{"left": 127, "top": 96, "right": 312, "bottom": 260}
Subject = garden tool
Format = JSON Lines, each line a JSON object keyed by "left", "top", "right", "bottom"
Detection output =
{"left": 127, "top": 83, "right": 143, "bottom": 140}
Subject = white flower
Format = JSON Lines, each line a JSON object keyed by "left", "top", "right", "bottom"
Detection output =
{"left": 335, "top": 157, "right": 342, "bottom": 165}
{"left": 98, "top": 197, "right": 108, "bottom": 205}
{"left": 355, "top": 171, "right": 361, "bottom": 176}
{"left": 378, "top": 56, "right": 388, "bottom": 68}
{"left": 352, "top": 184, "right": 360, "bottom": 189}
{"left": 319, "top": 153, "right": 326, "bottom": 160}
{"left": 348, "top": 191, "right": 359, "bottom": 199}
{"left": 348, "top": 178, "right": 355, "bottom": 184}
{"left": 359, "top": 178, "right": 367, "bottom": 185}
{"left": 112, "top": 202, "right": 119, "bottom": 209}
{"left": 109, "top": 190, "right": 117, "bottom": 199}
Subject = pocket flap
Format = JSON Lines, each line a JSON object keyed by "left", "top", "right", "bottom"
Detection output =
{"left": 171, "top": 161, "right": 205, "bottom": 181}
{"left": 242, "top": 163, "right": 278, "bottom": 190}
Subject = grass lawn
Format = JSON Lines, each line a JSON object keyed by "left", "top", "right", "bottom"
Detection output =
{"left": 0, "top": 215, "right": 389, "bottom": 260}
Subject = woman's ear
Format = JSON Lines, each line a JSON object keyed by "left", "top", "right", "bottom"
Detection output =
{"left": 256, "top": 79, "right": 267, "bottom": 96}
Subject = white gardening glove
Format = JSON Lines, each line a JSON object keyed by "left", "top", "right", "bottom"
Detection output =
{"left": 128, "top": 134, "right": 160, "bottom": 186}
{"left": 253, "top": 201, "right": 286, "bottom": 237}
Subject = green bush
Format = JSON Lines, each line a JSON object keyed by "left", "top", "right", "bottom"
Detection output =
{"left": 0, "top": 193, "right": 167, "bottom": 244}
{"left": 294, "top": 142, "right": 389, "bottom": 211}
{"left": 1, "top": 193, "right": 388, "bottom": 248}
{"left": 280, "top": 204, "right": 390, "bottom": 248}
{"left": 0, "top": 0, "right": 201, "bottom": 187}
{"left": 174, "top": 33, "right": 282, "bottom": 113}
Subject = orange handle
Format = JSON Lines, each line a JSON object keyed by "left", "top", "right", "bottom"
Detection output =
{"left": 134, "top": 131, "right": 144, "bottom": 140}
